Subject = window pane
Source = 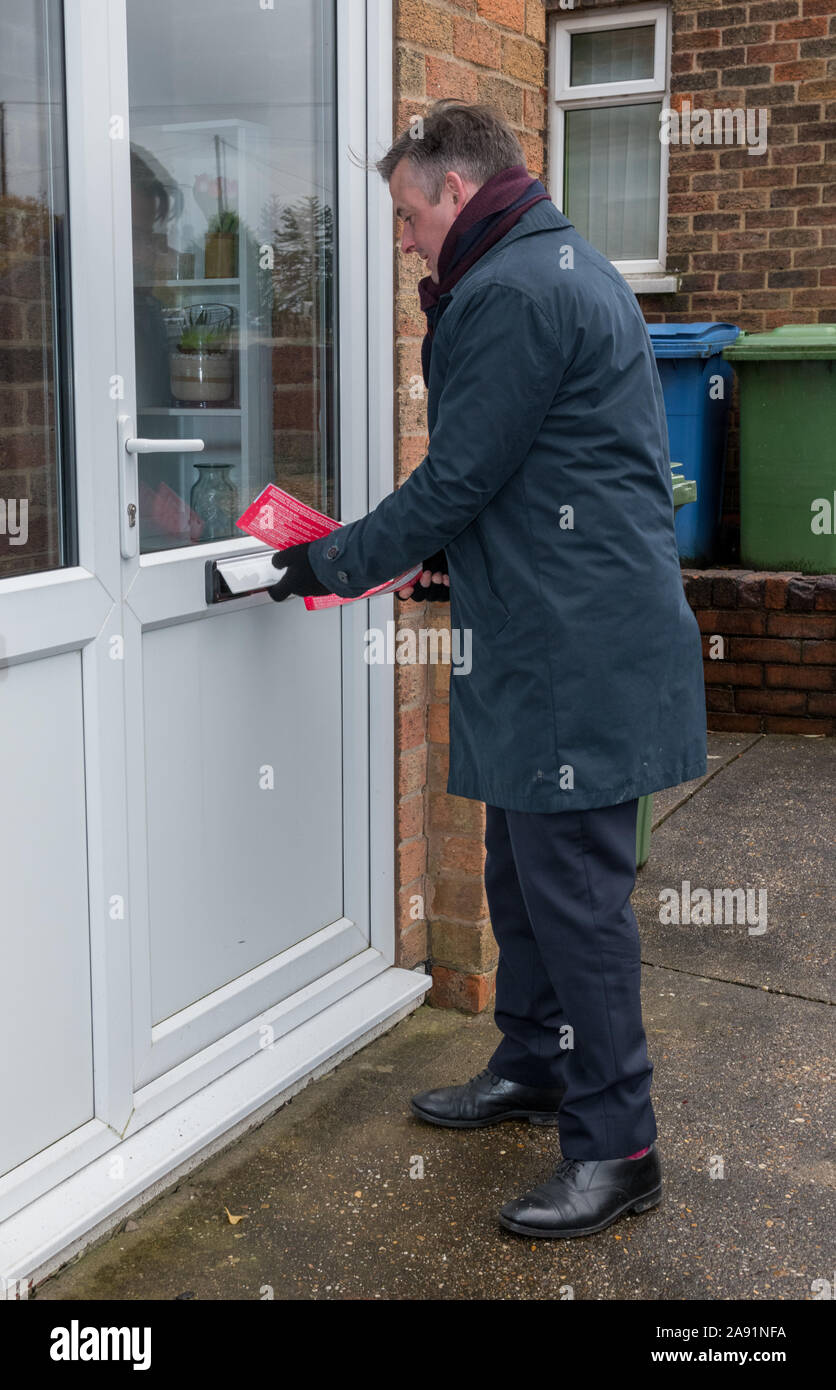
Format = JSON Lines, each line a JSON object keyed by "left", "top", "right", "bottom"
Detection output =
{"left": 0, "top": 0, "right": 75, "bottom": 579}
{"left": 570, "top": 25, "right": 655, "bottom": 86}
{"left": 127, "top": 0, "right": 338, "bottom": 554}
{"left": 564, "top": 103, "right": 662, "bottom": 262}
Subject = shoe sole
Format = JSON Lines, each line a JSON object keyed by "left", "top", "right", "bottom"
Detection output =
{"left": 498, "top": 1185, "right": 663, "bottom": 1239}
{"left": 410, "top": 1101, "right": 562, "bottom": 1129}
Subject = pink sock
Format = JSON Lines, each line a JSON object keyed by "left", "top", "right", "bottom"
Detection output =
{"left": 625, "top": 1145, "right": 651, "bottom": 1159}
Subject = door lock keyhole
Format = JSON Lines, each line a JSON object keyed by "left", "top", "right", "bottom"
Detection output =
{"left": 127, "top": 502, "right": 137, "bottom": 528}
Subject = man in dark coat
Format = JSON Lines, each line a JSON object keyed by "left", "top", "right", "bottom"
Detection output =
{"left": 270, "top": 101, "right": 707, "bottom": 1239}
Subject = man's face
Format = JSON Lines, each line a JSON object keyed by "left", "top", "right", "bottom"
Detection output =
{"left": 389, "top": 157, "right": 479, "bottom": 282}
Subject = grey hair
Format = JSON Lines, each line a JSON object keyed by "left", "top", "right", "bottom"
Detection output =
{"left": 375, "top": 100, "right": 526, "bottom": 203}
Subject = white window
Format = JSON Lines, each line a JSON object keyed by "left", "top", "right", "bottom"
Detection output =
{"left": 549, "top": 4, "right": 675, "bottom": 291}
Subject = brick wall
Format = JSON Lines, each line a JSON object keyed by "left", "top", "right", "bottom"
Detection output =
{"left": 656, "top": 0, "right": 835, "bottom": 555}
{"left": 392, "top": 0, "right": 549, "bottom": 1002}
{"left": 645, "top": 0, "right": 836, "bottom": 335}
{"left": 684, "top": 569, "right": 836, "bottom": 732}
{"left": 553, "top": 0, "right": 836, "bottom": 554}
{"left": 390, "top": 0, "right": 835, "bottom": 1011}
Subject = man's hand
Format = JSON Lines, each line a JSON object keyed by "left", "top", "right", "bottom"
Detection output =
{"left": 267, "top": 542, "right": 332, "bottom": 602}
{"left": 397, "top": 548, "right": 450, "bottom": 602}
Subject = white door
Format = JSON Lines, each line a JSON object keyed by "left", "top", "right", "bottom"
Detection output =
{"left": 0, "top": 0, "right": 416, "bottom": 1228}
{"left": 116, "top": 0, "right": 367, "bottom": 1095}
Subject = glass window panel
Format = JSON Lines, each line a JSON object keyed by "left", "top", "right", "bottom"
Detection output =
{"left": 570, "top": 25, "right": 655, "bottom": 86}
{"left": 564, "top": 103, "right": 662, "bottom": 262}
{"left": 126, "top": 0, "right": 338, "bottom": 554}
{"left": 0, "top": 0, "right": 75, "bottom": 580}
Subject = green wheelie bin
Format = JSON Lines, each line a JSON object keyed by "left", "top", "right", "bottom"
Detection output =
{"left": 722, "top": 324, "right": 836, "bottom": 573}
{"left": 636, "top": 463, "right": 698, "bottom": 869}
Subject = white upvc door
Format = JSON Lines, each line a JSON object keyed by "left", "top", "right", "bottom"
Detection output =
{"left": 0, "top": 0, "right": 426, "bottom": 1248}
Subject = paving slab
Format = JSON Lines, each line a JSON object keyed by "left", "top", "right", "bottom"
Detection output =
{"left": 651, "top": 732, "right": 761, "bottom": 824}
{"left": 635, "top": 735, "right": 835, "bottom": 1003}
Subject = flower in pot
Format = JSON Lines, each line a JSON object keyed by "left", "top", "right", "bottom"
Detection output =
{"left": 169, "top": 304, "right": 234, "bottom": 406}
{"left": 205, "top": 209, "right": 239, "bottom": 278}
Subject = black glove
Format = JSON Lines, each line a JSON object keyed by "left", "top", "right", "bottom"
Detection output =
{"left": 267, "top": 542, "right": 332, "bottom": 602}
{"left": 399, "top": 548, "right": 450, "bottom": 602}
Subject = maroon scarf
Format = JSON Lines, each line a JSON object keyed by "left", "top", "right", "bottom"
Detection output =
{"left": 417, "top": 164, "right": 551, "bottom": 383}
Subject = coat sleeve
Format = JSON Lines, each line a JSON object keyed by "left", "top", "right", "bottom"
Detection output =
{"left": 307, "top": 282, "right": 566, "bottom": 598}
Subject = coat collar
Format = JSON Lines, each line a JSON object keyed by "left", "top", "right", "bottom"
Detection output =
{"left": 438, "top": 199, "right": 575, "bottom": 307}
{"left": 491, "top": 196, "right": 574, "bottom": 243}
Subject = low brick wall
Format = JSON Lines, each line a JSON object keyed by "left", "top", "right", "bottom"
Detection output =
{"left": 682, "top": 568, "right": 836, "bottom": 734}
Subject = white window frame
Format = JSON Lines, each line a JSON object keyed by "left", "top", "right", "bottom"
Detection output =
{"left": 549, "top": 3, "right": 677, "bottom": 292}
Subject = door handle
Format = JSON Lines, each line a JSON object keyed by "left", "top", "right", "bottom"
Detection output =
{"left": 125, "top": 436, "right": 205, "bottom": 454}
{"left": 117, "top": 415, "right": 204, "bottom": 558}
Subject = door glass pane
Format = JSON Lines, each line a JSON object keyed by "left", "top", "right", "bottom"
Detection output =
{"left": 570, "top": 25, "right": 655, "bottom": 86}
{"left": 564, "top": 103, "right": 662, "bottom": 261}
{"left": 126, "top": 0, "right": 338, "bottom": 554}
{"left": 0, "top": 0, "right": 75, "bottom": 579}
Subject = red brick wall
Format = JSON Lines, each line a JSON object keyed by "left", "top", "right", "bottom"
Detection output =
{"left": 684, "top": 570, "right": 836, "bottom": 732}
{"left": 392, "top": 0, "right": 549, "bottom": 1003}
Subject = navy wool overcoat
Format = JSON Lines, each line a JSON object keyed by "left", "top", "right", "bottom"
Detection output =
{"left": 308, "top": 199, "right": 707, "bottom": 812}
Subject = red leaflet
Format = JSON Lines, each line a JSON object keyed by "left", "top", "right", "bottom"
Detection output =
{"left": 236, "top": 483, "right": 422, "bottom": 609}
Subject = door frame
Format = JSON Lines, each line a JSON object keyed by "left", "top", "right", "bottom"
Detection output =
{"left": 0, "top": 0, "right": 430, "bottom": 1258}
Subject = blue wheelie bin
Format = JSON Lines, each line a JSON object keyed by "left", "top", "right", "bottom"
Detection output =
{"left": 648, "top": 322, "right": 741, "bottom": 566}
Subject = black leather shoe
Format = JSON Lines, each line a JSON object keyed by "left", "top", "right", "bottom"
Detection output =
{"left": 410, "top": 1068, "right": 564, "bottom": 1129}
{"left": 499, "top": 1144, "right": 662, "bottom": 1238}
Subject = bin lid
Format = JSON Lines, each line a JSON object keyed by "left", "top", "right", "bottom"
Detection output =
{"left": 671, "top": 462, "right": 697, "bottom": 508}
{"left": 648, "top": 322, "right": 741, "bottom": 357}
{"left": 723, "top": 324, "right": 836, "bottom": 360}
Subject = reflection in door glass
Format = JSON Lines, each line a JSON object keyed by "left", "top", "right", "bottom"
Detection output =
{"left": 0, "top": 0, "right": 75, "bottom": 579}
{"left": 127, "top": 0, "right": 338, "bottom": 554}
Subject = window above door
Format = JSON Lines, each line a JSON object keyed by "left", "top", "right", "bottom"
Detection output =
{"left": 549, "top": 4, "right": 678, "bottom": 294}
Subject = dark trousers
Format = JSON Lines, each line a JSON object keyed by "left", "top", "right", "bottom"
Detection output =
{"left": 485, "top": 798, "right": 657, "bottom": 1160}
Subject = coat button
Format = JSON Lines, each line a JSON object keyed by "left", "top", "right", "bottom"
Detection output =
{"left": 326, "top": 544, "right": 338, "bottom": 559}
{"left": 337, "top": 570, "right": 349, "bottom": 582}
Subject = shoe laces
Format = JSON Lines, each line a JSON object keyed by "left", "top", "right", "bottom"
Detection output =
{"left": 552, "top": 1156, "right": 584, "bottom": 1182}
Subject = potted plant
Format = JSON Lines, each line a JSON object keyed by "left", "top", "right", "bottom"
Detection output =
{"left": 205, "top": 209, "right": 239, "bottom": 278}
{"left": 169, "top": 304, "right": 234, "bottom": 406}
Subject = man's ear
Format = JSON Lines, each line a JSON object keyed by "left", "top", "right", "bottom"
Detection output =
{"left": 445, "top": 170, "right": 466, "bottom": 205}
{"left": 446, "top": 170, "right": 478, "bottom": 211}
